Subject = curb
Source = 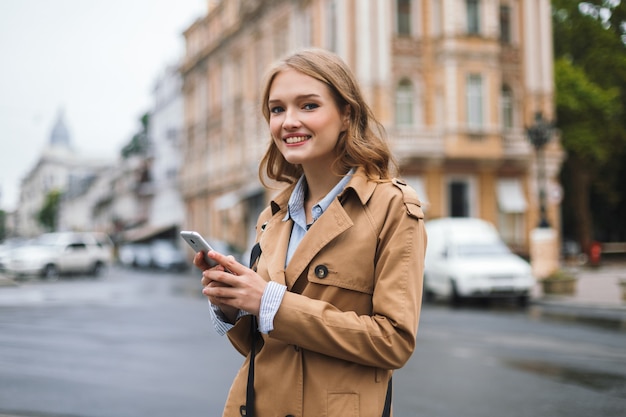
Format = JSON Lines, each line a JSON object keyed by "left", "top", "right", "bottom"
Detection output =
{"left": 0, "top": 276, "right": 18, "bottom": 287}
{"left": 530, "top": 298, "right": 626, "bottom": 330}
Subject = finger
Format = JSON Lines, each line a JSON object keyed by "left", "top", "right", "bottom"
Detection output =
{"left": 206, "top": 250, "right": 248, "bottom": 275}
{"left": 193, "top": 252, "right": 209, "bottom": 270}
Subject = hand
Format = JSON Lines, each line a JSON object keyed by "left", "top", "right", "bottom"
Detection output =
{"left": 199, "top": 250, "right": 268, "bottom": 317}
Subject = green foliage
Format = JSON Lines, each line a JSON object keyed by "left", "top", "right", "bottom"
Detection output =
{"left": 555, "top": 57, "right": 621, "bottom": 162}
{"left": 121, "top": 112, "right": 151, "bottom": 159}
{"left": 37, "top": 189, "right": 62, "bottom": 232}
{"left": 553, "top": 0, "right": 626, "bottom": 243}
{"left": 0, "top": 209, "right": 6, "bottom": 241}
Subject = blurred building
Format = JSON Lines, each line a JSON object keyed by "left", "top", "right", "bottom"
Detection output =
{"left": 180, "top": 0, "right": 564, "bottom": 256}
{"left": 121, "top": 65, "right": 186, "bottom": 244}
{"left": 15, "top": 110, "right": 113, "bottom": 237}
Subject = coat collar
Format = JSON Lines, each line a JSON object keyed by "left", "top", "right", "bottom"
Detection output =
{"left": 269, "top": 167, "right": 377, "bottom": 215}
{"left": 262, "top": 167, "right": 378, "bottom": 289}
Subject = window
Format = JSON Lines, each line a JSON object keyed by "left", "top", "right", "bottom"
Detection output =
{"left": 397, "top": 0, "right": 411, "bottom": 36}
{"left": 501, "top": 85, "right": 513, "bottom": 130}
{"left": 466, "top": 74, "right": 483, "bottom": 130}
{"left": 467, "top": 0, "right": 480, "bottom": 35}
{"left": 327, "top": 0, "right": 338, "bottom": 52}
{"left": 500, "top": 5, "right": 511, "bottom": 44}
{"left": 448, "top": 179, "right": 472, "bottom": 217}
{"left": 395, "top": 79, "right": 414, "bottom": 126}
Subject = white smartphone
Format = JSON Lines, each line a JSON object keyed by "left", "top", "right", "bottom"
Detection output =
{"left": 180, "top": 231, "right": 220, "bottom": 267}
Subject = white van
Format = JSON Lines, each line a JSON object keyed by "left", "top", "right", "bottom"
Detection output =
{"left": 424, "top": 217, "right": 534, "bottom": 305}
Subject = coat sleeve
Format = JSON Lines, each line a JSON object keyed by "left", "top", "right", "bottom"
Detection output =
{"left": 268, "top": 184, "right": 427, "bottom": 369}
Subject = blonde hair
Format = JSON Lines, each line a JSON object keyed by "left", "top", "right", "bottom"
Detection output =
{"left": 258, "top": 48, "right": 397, "bottom": 186}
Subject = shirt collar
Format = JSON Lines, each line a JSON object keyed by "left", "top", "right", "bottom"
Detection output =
{"left": 283, "top": 168, "right": 355, "bottom": 224}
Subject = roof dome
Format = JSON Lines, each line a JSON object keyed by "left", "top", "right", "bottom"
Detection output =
{"left": 49, "top": 109, "right": 72, "bottom": 149}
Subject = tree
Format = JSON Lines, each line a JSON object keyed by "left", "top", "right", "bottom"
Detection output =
{"left": 553, "top": 0, "right": 626, "bottom": 251}
{"left": 0, "top": 209, "right": 6, "bottom": 241}
{"left": 121, "top": 112, "right": 151, "bottom": 159}
{"left": 38, "top": 190, "right": 62, "bottom": 232}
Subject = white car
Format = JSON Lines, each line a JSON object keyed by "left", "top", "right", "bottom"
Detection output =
{"left": 423, "top": 217, "right": 534, "bottom": 305}
{"left": 4, "top": 232, "right": 113, "bottom": 279}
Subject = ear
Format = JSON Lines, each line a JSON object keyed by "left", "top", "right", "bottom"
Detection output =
{"left": 341, "top": 106, "right": 351, "bottom": 130}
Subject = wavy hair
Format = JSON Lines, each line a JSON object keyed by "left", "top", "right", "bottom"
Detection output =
{"left": 258, "top": 48, "right": 397, "bottom": 186}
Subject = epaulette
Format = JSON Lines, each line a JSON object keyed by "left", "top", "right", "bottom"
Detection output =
{"left": 392, "top": 178, "right": 424, "bottom": 220}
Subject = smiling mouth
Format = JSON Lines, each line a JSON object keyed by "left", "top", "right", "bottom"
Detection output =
{"left": 284, "top": 136, "right": 310, "bottom": 144}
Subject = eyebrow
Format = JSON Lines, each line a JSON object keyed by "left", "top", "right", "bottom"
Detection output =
{"left": 268, "top": 93, "right": 322, "bottom": 105}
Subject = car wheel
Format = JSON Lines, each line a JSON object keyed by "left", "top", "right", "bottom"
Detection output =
{"left": 422, "top": 276, "right": 435, "bottom": 303}
{"left": 517, "top": 293, "right": 530, "bottom": 308}
{"left": 92, "top": 262, "right": 105, "bottom": 277}
{"left": 43, "top": 264, "right": 59, "bottom": 280}
{"left": 450, "top": 280, "right": 462, "bottom": 307}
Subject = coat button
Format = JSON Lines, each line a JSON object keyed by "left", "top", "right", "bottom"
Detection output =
{"left": 314, "top": 265, "right": 328, "bottom": 279}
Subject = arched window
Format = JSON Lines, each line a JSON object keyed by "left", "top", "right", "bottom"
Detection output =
{"left": 501, "top": 84, "right": 514, "bottom": 130}
{"left": 395, "top": 79, "right": 414, "bottom": 126}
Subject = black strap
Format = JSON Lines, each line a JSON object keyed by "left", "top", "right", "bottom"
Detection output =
{"left": 242, "top": 242, "right": 392, "bottom": 416}
{"left": 382, "top": 377, "right": 392, "bottom": 417}
{"left": 241, "top": 243, "right": 261, "bottom": 417}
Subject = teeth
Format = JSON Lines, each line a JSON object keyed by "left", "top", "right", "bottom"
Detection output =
{"left": 285, "top": 136, "right": 309, "bottom": 144}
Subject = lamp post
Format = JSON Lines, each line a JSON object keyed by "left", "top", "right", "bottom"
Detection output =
{"left": 526, "top": 112, "right": 553, "bottom": 228}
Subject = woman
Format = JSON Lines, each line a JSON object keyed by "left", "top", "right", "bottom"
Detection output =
{"left": 194, "top": 48, "right": 426, "bottom": 417}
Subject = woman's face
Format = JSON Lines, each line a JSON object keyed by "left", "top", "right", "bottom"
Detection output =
{"left": 267, "top": 69, "right": 348, "bottom": 171}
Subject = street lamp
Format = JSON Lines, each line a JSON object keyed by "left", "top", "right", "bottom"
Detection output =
{"left": 526, "top": 111, "right": 553, "bottom": 228}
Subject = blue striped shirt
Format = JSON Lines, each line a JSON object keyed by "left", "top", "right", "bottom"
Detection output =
{"left": 210, "top": 169, "right": 354, "bottom": 335}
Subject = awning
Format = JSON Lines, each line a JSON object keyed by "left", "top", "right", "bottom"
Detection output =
{"left": 403, "top": 176, "right": 429, "bottom": 210}
{"left": 122, "top": 223, "right": 178, "bottom": 243}
{"left": 496, "top": 179, "right": 527, "bottom": 213}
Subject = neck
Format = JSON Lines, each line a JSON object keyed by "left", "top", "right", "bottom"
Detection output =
{"left": 302, "top": 165, "right": 346, "bottom": 203}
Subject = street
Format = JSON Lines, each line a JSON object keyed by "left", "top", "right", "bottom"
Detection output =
{"left": 0, "top": 267, "right": 624, "bottom": 417}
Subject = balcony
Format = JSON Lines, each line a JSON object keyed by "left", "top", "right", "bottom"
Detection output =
{"left": 388, "top": 128, "right": 445, "bottom": 162}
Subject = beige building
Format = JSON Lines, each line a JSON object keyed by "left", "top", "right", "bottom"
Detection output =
{"left": 179, "top": 0, "right": 564, "bottom": 257}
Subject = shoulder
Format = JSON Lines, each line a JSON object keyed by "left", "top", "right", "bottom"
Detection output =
{"left": 371, "top": 178, "right": 424, "bottom": 220}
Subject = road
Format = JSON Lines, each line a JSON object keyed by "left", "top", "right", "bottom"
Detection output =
{"left": 0, "top": 267, "right": 624, "bottom": 417}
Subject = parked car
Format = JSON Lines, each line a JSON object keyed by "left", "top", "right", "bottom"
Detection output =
{"left": 149, "top": 240, "right": 188, "bottom": 271}
{"left": 4, "top": 232, "right": 113, "bottom": 279}
{"left": 423, "top": 217, "right": 534, "bottom": 305}
{"left": 0, "top": 238, "right": 28, "bottom": 272}
{"left": 118, "top": 243, "right": 152, "bottom": 268}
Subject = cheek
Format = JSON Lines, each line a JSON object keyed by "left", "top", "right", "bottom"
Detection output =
{"left": 269, "top": 118, "right": 282, "bottom": 138}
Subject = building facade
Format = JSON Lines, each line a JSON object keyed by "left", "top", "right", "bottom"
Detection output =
{"left": 180, "top": 0, "right": 564, "bottom": 256}
{"left": 15, "top": 111, "right": 114, "bottom": 237}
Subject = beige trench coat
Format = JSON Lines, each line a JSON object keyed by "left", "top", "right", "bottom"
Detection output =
{"left": 223, "top": 169, "right": 426, "bottom": 417}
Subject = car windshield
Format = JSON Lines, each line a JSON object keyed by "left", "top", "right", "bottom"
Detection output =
{"left": 453, "top": 242, "right": 511, "bottom": 257}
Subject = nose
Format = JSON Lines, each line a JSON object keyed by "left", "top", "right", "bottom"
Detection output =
{"left": 283, "top": 107, "right": 301, "bottom": 130}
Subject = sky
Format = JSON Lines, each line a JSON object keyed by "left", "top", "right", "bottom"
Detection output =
{"left": 0, "top": 0, "right": 207, "bottom": 211}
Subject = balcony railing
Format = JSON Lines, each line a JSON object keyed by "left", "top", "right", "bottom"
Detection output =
{"left": 388, "top": 128, "right": 445, "bottom": 160}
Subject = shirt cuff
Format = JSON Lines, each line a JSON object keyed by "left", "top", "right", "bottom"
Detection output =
{"left": 258, "top": 281, "right": 287, "bottom": 334}
{"left": 209, "top": 301, "right": 249, "bottom": 336}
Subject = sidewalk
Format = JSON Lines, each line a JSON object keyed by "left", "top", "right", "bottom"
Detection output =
{"left": 530, "top": 260, "right": 626, "bottom": 329}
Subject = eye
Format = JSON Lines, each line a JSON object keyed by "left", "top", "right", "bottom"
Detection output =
{"left": 303, "top": 103, "right": 319, "bottom": 110}
{"left": 269, "top": 106, "right": 284, "bottom": 114}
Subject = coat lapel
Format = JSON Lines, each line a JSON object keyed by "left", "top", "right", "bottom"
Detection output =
{"left": 284, "top": 198, "right": 353, "bottom": 288}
